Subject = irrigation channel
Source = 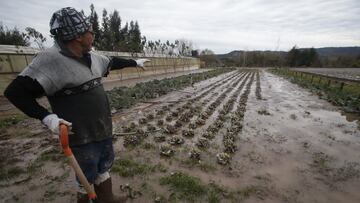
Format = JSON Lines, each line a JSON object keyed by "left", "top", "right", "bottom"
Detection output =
{"left": 0, "top": 68, "right": 360, "bottom": 203}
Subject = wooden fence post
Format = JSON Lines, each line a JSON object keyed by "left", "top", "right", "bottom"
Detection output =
{"left": 327, "top": 79, "right": 331, "bottom": 87}
{"left": 340, "top": 82, "right": 344, "bottom": 91}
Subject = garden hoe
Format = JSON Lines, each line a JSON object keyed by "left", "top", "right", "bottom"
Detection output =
{"left": 59, "top": 124, "right": 98, "bottom": 203}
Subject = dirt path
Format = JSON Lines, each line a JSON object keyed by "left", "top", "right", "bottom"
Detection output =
{"left": 0, "top": 68, "right": 359, "bottom": 203}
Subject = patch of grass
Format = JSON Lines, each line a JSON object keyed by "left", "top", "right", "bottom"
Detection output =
{"left": 237, "top": 186, "right": 258, "bottom": 198}
{"left": 207, "top": 182, "right": 229, "bottom": 203}
{"left": 142, "top": 142, "right": 156, "bottom": 150}
{"left": 332, "top": 162, "right": 360, "bottom": 182}
{"left": 312, "top": 152, "right": 333, "bottom": 169}
{"left": 270, "top": 68, "right": 360, "bottom": 113}
{"left": 42, "top": 185, "right": 57, "bottom": 201}
{"left": 0, "top": 166, "right": 25, "bottom": 181}
{"left": 310, "top": 152, "right": 337, "bottom": 179}
{"left": 311, "top": 153, "right": 360, "bottom": 182}
{"left": 112, "top": 158, "right": 156, "bottom": 177}
{"left": 182, "top": 159, "right": 216, "bottom": 172}
{"left": 16, "top": 129, "right": 33, "bottom": 138}
{"left": 160, "top": 172, "right": 207, "bottom": 201}
{"left": 0, "top": 115, "right": 27, "bottom": 130}
{"left": 155, "top": 163, "right": 168, "bottom": 173}
{"left": 207, "top": 190, "right": 221, "bottom": 203}
{"left": 27, "top": 160, "right": 43, "bottom": 176}
{"left": 38, "top": 148, "right": 64, "bottom": 162}
{"left": 199, "top": 162, "right": 216, "bottom": 172}
{"left": 160, "top": 172, "right": 236, "bottom": 202}
{"left": 49, "top": 170, "right": 70, "bottom": 183}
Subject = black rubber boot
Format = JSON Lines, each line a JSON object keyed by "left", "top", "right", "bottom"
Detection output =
{"left": 94, "top": 177, "right": 127, "bottom": 203}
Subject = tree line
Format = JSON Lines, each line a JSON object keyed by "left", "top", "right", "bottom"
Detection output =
{"left": 0, "top": 24, "right": 46, "bottom": 49}
{"left": 214, "top": 46, "right": 360, "bottom": 68}
{"left": 0, "top": 4, "right": 195, "bottom": 57}
{"left": 88, "top": 4, "right": 142, "bottom": 53}
{"left": 89, "top": 4, "right": 195, "bottom": 56}
{"left": 286, "top": 46, "right": 321, "bottom": 67}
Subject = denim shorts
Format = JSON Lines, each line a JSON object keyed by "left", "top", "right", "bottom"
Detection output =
{"left": 71, "top": 138, "right": 114, "bottom": 184}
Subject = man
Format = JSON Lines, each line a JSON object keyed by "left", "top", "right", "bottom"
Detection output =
{"left": 4, "top": 7, "right": 149, "bottom": 203}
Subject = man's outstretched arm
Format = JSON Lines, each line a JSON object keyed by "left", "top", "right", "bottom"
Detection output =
{"left": 105, "top": 57, "right": 150, "bottom": 76}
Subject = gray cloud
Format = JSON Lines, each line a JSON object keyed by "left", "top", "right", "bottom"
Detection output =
{"left": 0, "top": 0, "right": 359, "bottom": 54}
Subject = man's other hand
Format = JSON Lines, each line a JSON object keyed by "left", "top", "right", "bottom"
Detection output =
{"left": 135, "top": 59, "right": 150, "bottom": 70}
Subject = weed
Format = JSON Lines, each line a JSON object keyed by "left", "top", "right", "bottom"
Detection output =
{"left": 27, "top": 159, "right": 43, "bottom": 176}
{"left": 12, "top": 195, "right": 20, "bottom": 202}
{"left": 155, "top": 163, "right": 168, "bottom": 173}
{"left": 320, "top": 132, "right": 336, "bottom": 141}
{"left": 207, "top": 182, "right": 229, "bottom": 203}
{"left": 199, "top": 162, "right": 217, "bottom": 172}
{"left": 310, "top": 152, "right": 335, "bottom": 178}
{"left": 303, "top": 142, "right": 310, "bottom": 149}
{"left": 42, "top": 185, "right": 58, "bottom": 201}
{"left": 257, "top": 110, "right": 271, "bottom": 116}
{"left": 290, "top": 114, "right": 297, "bottom": 120}
{"left": 238, "top": 186, "right": 257, "bottom": 198}
{"left": 160, "top": 144, "right": 175, "bottom": 157}
{"left": 160, "top": 172, "right": 207, "bottom": 201}
{"left": 112, "top": 158, "right": 156, "bottom": 177}
{"left": 311, "top": 153, "right": 360, "bottom": 182}
{"left": 207, "top": 190, "right": 220, "bottom": 203}
{"left": 142, "top": 142, "right": 156, "bottom": 150}
{"left": 332, "top": 162, "right": 360, "bottom": 182}
{"left": 38, "top": 148, "right": 64, "bottom": 162}
{"left": 160, "top": 172, "right": 234, "bottom": 202}
{"left": 0, "top": 115, "right": 26, "bottom": 130}
{"left": 181, "top": 159, "right": 216, "bottom": 172}
{"left": 0, "top": 166, "right": 25, "bottom": 181}
{"left": 154, "top": 195, "right": 167, "bottom": 203}
{"left": 312, "top": 152, "right": 332, "bottom": 169}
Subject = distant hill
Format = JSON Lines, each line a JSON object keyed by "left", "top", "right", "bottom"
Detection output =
{"left": 218, "top": 47, "right": 360, "bottom": 58}
{"left": 314, "top": 47, "right": 360, "bottom": 58}
{"left": 214, "top": 47, "right": 360, "bottom": 67}
{"left": 217, "top": 50, "right": 286, "bottom": 59}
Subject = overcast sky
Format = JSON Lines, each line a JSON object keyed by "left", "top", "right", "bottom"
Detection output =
{"left": 1, "top": 0, "right": 359, "bottom": 54}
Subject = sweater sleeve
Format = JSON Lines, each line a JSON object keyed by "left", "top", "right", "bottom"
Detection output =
{"left": 104, "top": 57, "right": 137, "bottom": 76}
{"left": 4, "top": 76, "right": 51, "bottom": 120}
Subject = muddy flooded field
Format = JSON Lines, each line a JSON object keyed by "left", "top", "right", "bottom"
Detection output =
{"left": 1, "top": 68, "right": 360, "bottom": 203}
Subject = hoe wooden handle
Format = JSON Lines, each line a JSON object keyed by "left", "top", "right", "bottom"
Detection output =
{"left": 59, "top": 124, "right": 97, "bottom": 201}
